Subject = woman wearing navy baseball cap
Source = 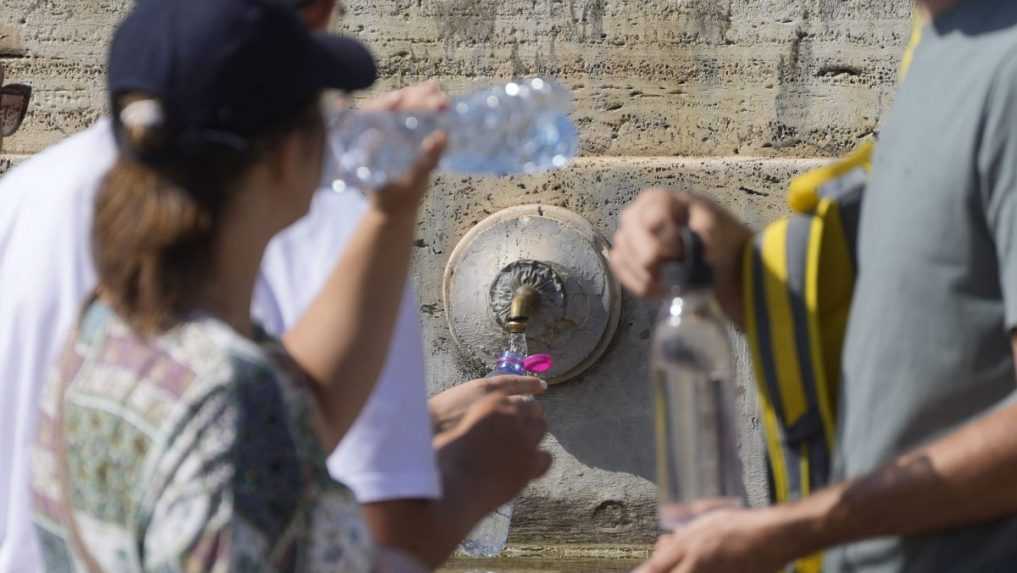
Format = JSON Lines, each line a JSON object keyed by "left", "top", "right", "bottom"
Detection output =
{"left": 28, "top": 0, "right": 445, "bottom": 571}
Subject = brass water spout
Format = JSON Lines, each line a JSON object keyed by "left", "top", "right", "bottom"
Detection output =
{"left": 506, "top": 286, "right": 538, "bottom": 333}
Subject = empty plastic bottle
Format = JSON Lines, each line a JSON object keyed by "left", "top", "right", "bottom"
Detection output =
{"left": 650, "top": 230, "right": 746, "bottom": 530}
{"left": 324, "top": 78, "right": 578, "bottom": 193}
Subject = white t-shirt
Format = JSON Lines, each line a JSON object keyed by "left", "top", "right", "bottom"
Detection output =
{"left": 0, "top": 120, "right": 440, "bottom": 572}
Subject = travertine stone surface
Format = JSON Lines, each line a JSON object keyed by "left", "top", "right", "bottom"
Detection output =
{"left": 343, "top": 0, "right": 911, "bottom": 157}
{"left": 0, "top": 0, "right": 912, "bottom": 544}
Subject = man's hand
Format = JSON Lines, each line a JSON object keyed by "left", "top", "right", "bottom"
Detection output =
{"left": 638, "top": 381, "right": 1017, "bottom": 572}
{"left": 429, "top": 376, "right": 547, "bottom": 434}
{"left": 436, "top": 393, "right": 553, "bottom": 523}
{"left": 609, "top": 189, "right": 753, "bottom": 326}
{"left": 635, "top": 508, "right": 793, "bottom": 573}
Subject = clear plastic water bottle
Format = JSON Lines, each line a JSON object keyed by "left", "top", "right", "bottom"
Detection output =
{"left": 460, "top": 334, "right": 529, "bottom": 558}
{"left": 324, "top": 78, "right": 578, "bottom": 193}
{"left": 651, "top": 230, "right": 746, "bottom": 530}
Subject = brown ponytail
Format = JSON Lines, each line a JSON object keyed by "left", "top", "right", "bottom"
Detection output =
{"left": 93, "top": 156, "right": 221, "bottom": 334}
{"left": 94, "top": 94, "right": 324, "bottom": 335}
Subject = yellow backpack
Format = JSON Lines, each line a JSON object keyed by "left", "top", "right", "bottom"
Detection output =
{"left": 742, "top": 141, "right": 870, "bottom": 573}
{"left": 740, "top": 11, "right": 924, "bottom": 572}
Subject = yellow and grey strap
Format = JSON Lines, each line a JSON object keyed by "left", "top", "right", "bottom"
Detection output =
{"left": 745, "top": 142, "right": 870, "bottom": 490}
{"left": 742, "top": 149, "right": 868, "bottom": 573}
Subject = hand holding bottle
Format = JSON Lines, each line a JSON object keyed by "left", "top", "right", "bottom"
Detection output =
{"left": 429, "top": 375, "right": 547, "bottom": 435}
{"left": 324, "top": 77, "right": 578, "bottom": 192}
{"left": 609, "top": 189, "right": 753, "bottom": 327}
{"left": 360, "top": 80, "right": 450, "bottom": 114}
{"left": 434, "top": 394, "right": 552, "bottom": 525}
{"left": 367, "top": 131, "right": 446, "bottom": 220}
{"left": 650, "top": 229, "right": 747, "bottom": 530}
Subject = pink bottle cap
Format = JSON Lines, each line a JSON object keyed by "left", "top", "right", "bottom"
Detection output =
{"left": 524, "top": 354, "right": 553, "bottom": 374}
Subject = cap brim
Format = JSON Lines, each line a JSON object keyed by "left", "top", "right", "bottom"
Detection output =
{"left": 310, "top": 34, "right": 377, "bottom": 93}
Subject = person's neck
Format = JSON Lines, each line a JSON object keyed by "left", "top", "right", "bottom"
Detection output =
{"left": 193, "top": 196, "right": 277, "bottom": 339}
{"left": 918, "top": 0, "right": 962, "bottom": 18}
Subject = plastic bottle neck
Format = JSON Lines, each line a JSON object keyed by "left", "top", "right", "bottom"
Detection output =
{"left": 494, "top": 351, "right": 527, "bottom": 375}
{"left": 666, "top": 284, "right": 713, "bottom": 300}
{"left": 662, "top": 286, "right": 715, "bottom": 320}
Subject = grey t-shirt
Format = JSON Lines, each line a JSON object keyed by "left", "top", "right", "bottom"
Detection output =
{"left": 828, "top": 1, "right": 1017, "bottom": 571}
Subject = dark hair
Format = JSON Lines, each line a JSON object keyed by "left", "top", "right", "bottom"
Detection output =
{"left": 94, "top": 94, "right": 324, "bottom": 334}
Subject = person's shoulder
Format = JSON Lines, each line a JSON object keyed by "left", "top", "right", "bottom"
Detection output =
{"left": 167, "top": 317, "right": 277, "bottom": 389}
{"left": 57, "top": 305, "right": 230, "bottom": 434}
{"left": 167, "top": 319, "right": 328, "bottom": 473}
{"left": 165, "top": 318, "right": 312, "bottom": 414}
{"left": 0, "top": 119, "right": 117, "bottom": 222}
{"left": 0, "top": 119, "right": 115, "bottom": 186}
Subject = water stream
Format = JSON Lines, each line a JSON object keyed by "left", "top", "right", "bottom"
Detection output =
{"left": 508, "top": 331, "right": 529, "bottom": 359}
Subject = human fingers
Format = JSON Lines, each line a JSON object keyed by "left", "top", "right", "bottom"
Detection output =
{"left": 617, "top": 190, "right": 688, "bottom": 264}
{"left": 506, "top": 395, "right": 536, "bottom": 407}
{"left": 510, "top": 395, "right": 544, "bottom": 420}
{"left": 630, "top": 188, "right": 689, "bottom": 223}
{"left": 515, "top": 404, "right": 548, "bottom": 445}
{"left": 610, "top": 230, "right": 660, "bottom": 297}
{"left": 361, "top": 88, "right": 405, "bottom": 111}
{"left": 409, "top": 81, "right": 449, "bottom": 111}
{"left": 395, "top": 80, "right": 450, "bottom": 112}
{"left": 529, "top": 449, "right": 553, "bottom": 478}
{"left": 487, "top": 375, "right": 548, "bottom": 397}
{"left": 627, "top": 218, "right": 681, "bottom": 276}
{"left": 655, "top": 534, "right": 675, "bottom": 552}
{"left": 406, "top": 131, "right": 447, "bottom": 182}
{"left": 371, "top": 131, "right": 448, "bottom": 216}
{"left": 633, "top": 535, "right": 686, "bottom": 573}
{"left": 634, "top": 196, "right": 691, "bottom": 256}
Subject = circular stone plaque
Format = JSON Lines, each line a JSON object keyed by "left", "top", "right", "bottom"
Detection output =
{"left": 443, "top": 205, "right": 621, "bottom": 384}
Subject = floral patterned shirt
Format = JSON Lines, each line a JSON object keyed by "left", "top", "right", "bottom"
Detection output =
{"left": 31, "top": 301, "right": 374, "bottom": 572}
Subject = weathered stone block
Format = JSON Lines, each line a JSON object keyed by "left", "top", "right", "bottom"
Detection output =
{"left": 338, "top": 0, "right": 912, "bottom": 157}
{"left": 0, "top": 0, "right": 911, "bottom": 157}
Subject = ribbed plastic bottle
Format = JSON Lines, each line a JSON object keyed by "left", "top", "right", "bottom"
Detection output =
{"left": 323, "top": 78, "right": 578, "bottom": 192}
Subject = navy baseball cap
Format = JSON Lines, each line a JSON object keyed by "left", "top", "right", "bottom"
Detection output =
{"left": 108, "top": 0, "right": 376, "bottom": 153}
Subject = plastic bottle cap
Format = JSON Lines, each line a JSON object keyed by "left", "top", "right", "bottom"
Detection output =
{"left": 524, "top": 354, "right": 553, "bottom": 374}
{"left": 661, "top": 229, "right": 713, "bottom": 289}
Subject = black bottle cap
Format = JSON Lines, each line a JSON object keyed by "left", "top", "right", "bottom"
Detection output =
{"left": 660, "top": 228, "right": 713, "bottom": 290}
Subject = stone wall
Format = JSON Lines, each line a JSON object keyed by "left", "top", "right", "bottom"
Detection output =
{"left": 0, "top": 0, "right": 914, "bottom": 547}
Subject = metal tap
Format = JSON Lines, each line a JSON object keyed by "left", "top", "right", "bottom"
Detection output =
{"left": 506, "top": 286, "right": 538, "bottom": 333}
